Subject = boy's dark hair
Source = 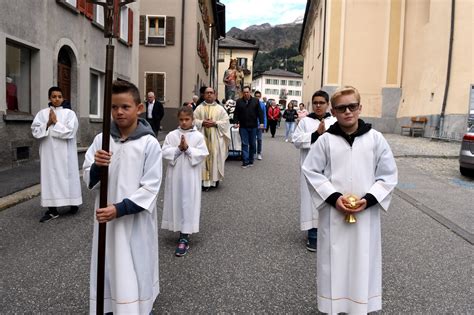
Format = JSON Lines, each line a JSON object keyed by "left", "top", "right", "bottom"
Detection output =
{"left": 312, "top": 90, "right": 329, "bottom": 103}
{"left": 177, "top": 106, "right": 194, "bottom": 118}
{"left": 48, "top": 86, "right": 63, "bottom": 98}
{"left": 242, "top": 85, "right": 251, "bottom": 91}
{"left": 199, "top": 86, "right": 208, "bottom": 95}
{"left": 254, "top": 90, "right": 261, "bottom": 96}
{"left": 112, "top": 80, "right": 141, "bottom": 105}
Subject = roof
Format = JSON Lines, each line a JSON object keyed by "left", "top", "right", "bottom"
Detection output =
{"left": 254, "top": 68, "right": 303, "bottom": 79}
{"left": 218, "top": 37, "right": 259, "bottom": 50}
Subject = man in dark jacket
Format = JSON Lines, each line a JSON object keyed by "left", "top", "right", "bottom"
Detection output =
{"left": 234, "top": 86, "right": 264, "bottom": 168}
{"left": 145, "top": 91, "right": 164, "bottom": 135}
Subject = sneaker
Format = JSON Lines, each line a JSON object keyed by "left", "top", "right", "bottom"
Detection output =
{"left": 285, "top": 139, "right": 289, "bottom": 142}
{"left": 306, "top": 238, "right": 317, "bottom": 252}
{"left": 248, "top": 162, "right": 254, "bottom": 167}
{"left": 257, "top": 154, "right": 262, "bottom": 160}
{"left": 175, "top": 239, "right": 189, "bottom": 257}
{"left": 242, "top": 163, "right": 249, "bottom": 169}
{"left": 40, "top": 211, "right": 59, "bottom": 223}
{"left": 68, "top": 206, "right": 79, "bottom": 214}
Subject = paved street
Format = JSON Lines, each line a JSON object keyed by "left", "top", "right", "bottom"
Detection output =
{"left": 0, "top": 129, "right": 473, "bottom": 313}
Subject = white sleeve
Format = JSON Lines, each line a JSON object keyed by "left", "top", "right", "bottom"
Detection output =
{"left": 31, "top": 110, "right": 49, "bottom": 139}
{"left": 293, "top": 119, "right": 313, "bottom": 149}
{"left": 49, "top": 111, "right": 78, "bottom": 139}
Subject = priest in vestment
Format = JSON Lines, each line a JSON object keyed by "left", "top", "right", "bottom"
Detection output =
{"left": 193, "top": 87, "right": 231, "bottom": 189}
{"left": 302, "top": 86, "right": 398, "bottom": 314}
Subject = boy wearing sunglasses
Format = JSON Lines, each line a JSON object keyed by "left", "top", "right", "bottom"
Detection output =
{"left": 302, "top": 86, "right": 398, "bottom": 314}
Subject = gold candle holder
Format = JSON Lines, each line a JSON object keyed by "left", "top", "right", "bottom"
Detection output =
{"left": 344, "top": 194, "right": 359, "bottom": 224}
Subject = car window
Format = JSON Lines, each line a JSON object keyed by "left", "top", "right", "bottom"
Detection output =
{"left": 469, "top": 126, "right": 474, "bottom": 133}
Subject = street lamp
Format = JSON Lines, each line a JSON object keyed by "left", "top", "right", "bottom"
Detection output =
{"left": 86, "top": 1, "right": 135, "bottom": 314}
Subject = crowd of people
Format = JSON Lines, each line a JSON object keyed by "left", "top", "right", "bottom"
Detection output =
{"left": 31, "top": 81, "right": 398, "bottom": 314}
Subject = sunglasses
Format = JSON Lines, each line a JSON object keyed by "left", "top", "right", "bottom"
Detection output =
{"left": 333, "top": 103, "right": 360, "bottom": 113}
{"left": 312, "top": 101, "right": 327, "bottom": 106}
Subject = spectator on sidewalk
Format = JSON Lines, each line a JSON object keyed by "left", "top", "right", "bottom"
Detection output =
{"left": 267, "top": 100, "right": 280, "bottom": 138}
{"left": 293, "top": 90, "right": 337, "bottom": 251}
{"left": 282, "top": 102, "right": 298, "bottom": 142}
{"left": 254, "top": 90, "right": 267, "bottom": 160}
{"left": 297, "top": 103, "right": 309, "bottom": 123}
{"left": 193, "top": 87, "right": 231, "bottom": 190}
{"left": 161, "top": 106, "right": 209, "bottom": 257}
{"left": 302, "top": 86, "right": 398, "bottom": 314}
{"left": 31, "top": 86, "right": 82, "bottom": 222}
{"left": 234, "top": 86, "right": 264, "bottom": 168}
{"left": 145, "top": 91, "right": 164, "bottom": 136}
{"left": 83, "top": 80, "right": 162, "bottom": 314}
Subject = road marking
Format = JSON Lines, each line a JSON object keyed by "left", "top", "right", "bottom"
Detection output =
{"left": 394, "top": 188, "right": 474, "bottom": 245}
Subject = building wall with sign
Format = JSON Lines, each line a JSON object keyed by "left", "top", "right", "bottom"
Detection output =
{"left": 0, "top": 0, "right": 139, "bottom": 170}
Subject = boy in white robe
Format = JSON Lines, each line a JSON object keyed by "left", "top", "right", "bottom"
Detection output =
{"left": 161, "top": 106, "right": 209, "bottom": 256}
{"left": 292, "top": 90, "right": 336, "bottom": 251}
{"left": 83, "top": 81, "right": 162, "bottom": 314}
{"left": 31, "top": 86, "right": 82, "bottom": 222}
{"left": 302, "top": 86, "right": 398, "bottom": 314}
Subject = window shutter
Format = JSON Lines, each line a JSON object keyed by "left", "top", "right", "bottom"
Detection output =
{"left": 165, "top": 16, "right": 175, "bottom": 46}
{"left": 139, "top": 15, "right": 146, "bottom": 45}
{"left": 77, "top": 0, "right": 86, "bottom": 12}
{"left": 85, "top": 1, "right": 94, "bottom": 19}
{"left": 128, "top": 9, "right": 133, "bottom": 45}
{"left": 114, "top": 0, "right": 120, "bottom": 38}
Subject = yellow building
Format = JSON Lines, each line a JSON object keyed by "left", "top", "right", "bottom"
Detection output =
{"left": 139, "top": 0, "right": 225, "bottom": 131}
{"left": 300, "top": 0, "right": 473, "bottom": 138}
{"left": 217, "top": 37, "right": 259, "bottom": 102}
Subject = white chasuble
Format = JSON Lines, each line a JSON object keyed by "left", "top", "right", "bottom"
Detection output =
{"left": 31, "top": 106, "right": 82, "bottom": 207}
{"left": 161, "top": 128, "right": 209, "bottom": 233}
{"left": 293, "top": 115, "right": 336, "bottom": 230}
{"left": 302, "top": 129, "right": 397, "bottom": 314}
{"left": 193, "top": 102, "right": 230, "bottom": 182}
{"left": 83, "top": 133, "right": 162, "bottom": 314}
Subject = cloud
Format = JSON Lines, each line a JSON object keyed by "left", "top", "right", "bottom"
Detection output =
{"left": 221, "top": 0, "right": 307, "bottom": 31}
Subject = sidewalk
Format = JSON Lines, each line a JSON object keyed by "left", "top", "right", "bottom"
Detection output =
{"left": 0, "top": 132, "right": 168, "bottom": 211}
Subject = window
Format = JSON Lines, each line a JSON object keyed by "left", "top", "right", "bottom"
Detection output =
{"left": 296, "top": 81, "right": 302, "bottom": 87}
{"left": 147, "top": 16, "right": 166, "bottom": 45}
{"left": 120, "top": 6, "right": 128, "bottom": 42}
{"left": 145, "top": 72, "right": 165, "bottom": 102}
{"left": 6, "top": 42, "right": 31, "bottom": 113}
{"left": 280, "top": 80, "right": 287, "bottom": 85}
{"left": 65, "top": 0, "right": 76, "bottom": 6}
{"left": 272, "top": 89, "right": 279, "bottom": 95}
{"left": 89, "top": 70, "right": 103, "bottom": 118}
{"left": 295, "top": 91, "right": 301, "bottom": 96}
{"left": 218, "top": 52, "right": 225, "bottom": 62}
{"left": 265, "top": 88, "right": 271, "bottom": 94}
{"left": 272, "top": 79, "right": 279, "bottom": 85}
{"left": 288, "top": 80, "right": 295, "bottom": 86}
{"left": 288, "top": 90, "right": 294, "bottom": 96}
{"left": 94, "top": 4, "right": 104, "bottom": 26}
{"left": 265, "top": 79, "right": 271, "bottom": 84}
{"left": 237, "top": 57, "right": 248, "bottom": 69}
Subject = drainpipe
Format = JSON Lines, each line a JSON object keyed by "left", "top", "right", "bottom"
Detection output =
{"left": 179, "top": 0, "right": 185, "bottom": 106}
{"left": 320, "top": 0, "right": 327, "bottom": 88}
{"left": 437, "top": 0, "right": 455, "bottom": 136}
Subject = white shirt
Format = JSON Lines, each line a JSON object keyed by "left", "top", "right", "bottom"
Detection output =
{"left": 147, "top": 101, "right": 155, "bottom": 119}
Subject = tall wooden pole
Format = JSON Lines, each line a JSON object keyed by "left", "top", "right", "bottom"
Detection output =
{"left": 87, "top": 1, "right": 134, "bottom": 313}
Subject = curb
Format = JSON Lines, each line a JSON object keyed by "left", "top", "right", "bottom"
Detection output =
{"left": 0, "top": 184, "right": 41, "bottom": 211}
{"left": 394, "top": 154, "right": 458, "bottom": 159}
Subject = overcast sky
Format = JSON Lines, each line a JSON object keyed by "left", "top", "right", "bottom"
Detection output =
{"left": 220, "top": 0, "right": 307, "bottom": 31}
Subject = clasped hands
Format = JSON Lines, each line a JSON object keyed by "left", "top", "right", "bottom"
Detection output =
{"left": 202, "top": 119, "right": 216, "bottom": 128}
{"left": 335, "top": 195, "right": 367, "bottom": 215}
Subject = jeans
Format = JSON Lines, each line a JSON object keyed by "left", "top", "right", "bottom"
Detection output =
{"left": 256, "top": 128, "right": 263, "bottom": 154}
{"left": 268, "top": 120, "right": 278, "bottom": 137}
{"left": 285, "top": 121, "right": 295, "bottom": 140}
{"left": 239, "top": 127, "right": 257, "bottom": 164}
{"left": 308, "top": 228, "right": 318, "bottom": 240}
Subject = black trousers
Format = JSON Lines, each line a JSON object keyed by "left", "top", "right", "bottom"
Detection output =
{"left": 268, "top": 120, "right": 278, "bottom": 137}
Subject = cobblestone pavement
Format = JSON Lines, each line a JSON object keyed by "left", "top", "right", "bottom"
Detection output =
{"left": 384, "top": 133, "right": 461, "bottom": 157}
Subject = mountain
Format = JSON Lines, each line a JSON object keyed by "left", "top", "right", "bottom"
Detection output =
{"left": 226, "top": 19, "right": 303, "bottom": 53}
{"left": 226, "top": 19, "right": 304, "bottom": 75}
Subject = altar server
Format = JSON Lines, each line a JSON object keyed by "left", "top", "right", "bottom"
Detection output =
{"left": 302, "top": 86, "right": 398, "bottom": 314}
